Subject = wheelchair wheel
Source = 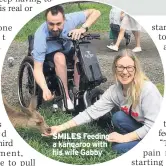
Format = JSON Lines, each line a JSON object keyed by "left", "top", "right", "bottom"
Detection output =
{"left": 88, "top": 88, "right": 114, "bottom": 133}
{"left": 18, "top": 56, "right": 42, "bottom": 108}
{"left": 86, "top": 87, "right": 104, "bottom": 107}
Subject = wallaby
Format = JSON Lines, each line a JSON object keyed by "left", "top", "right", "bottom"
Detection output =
{"left": 3, "top": 96, "right": 51, "bottom": 135}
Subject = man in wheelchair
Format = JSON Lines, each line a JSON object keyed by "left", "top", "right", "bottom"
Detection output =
{"left": 31, "top": 5, "right": 101, "bottom": 110}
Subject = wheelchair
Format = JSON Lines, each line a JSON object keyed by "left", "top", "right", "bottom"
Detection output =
{"left": 17, "top": 33, "right": 107, "bottom": 114}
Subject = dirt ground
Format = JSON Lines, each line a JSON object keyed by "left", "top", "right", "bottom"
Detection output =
{"left": 1, "top": 32, "right": 164, "bottom": 106}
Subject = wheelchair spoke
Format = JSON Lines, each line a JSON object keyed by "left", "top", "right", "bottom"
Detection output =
{"left": 19, "top": 62, "right": 36, "bottom": 107}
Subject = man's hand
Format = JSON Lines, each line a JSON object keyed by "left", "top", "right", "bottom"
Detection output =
{"left": 106, "top": 132, "right": 129, "bottom": 143}
{"left": 68, "top": 9, "right": 101, "bottom": 40}
{"left": 43, "top": 88, "right": 54, "bottom": 101}
{"left": 68, "top": 27, "right": 86, "bottom": 40}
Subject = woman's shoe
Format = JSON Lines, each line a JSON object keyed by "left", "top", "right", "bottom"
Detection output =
{"left": 107, "top": 45, "right": 118, "bottom": 51}
{"left": 132, "top": 47, "right": 142, "bottom": 52}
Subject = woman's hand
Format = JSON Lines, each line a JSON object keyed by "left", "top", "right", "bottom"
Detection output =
{"left": 50, "top": 125, "right": 63, "bottom": 135}
{"left": 42, "top": 125, "right": 63, "bottom": 137}
{"left": 42, "top": 120, "right": 77, "bottom": 137}
{"left": 106, "top": 132, "right": 129, "bottom": 143}
{"left": 106, "top": 131, "right": 139, "bottom": 143}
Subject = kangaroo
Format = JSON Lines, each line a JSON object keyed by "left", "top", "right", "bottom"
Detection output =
{"left": 3, "top": 96, "right": 51, "bottom": 135}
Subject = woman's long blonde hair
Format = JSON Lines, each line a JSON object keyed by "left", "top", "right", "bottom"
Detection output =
{"left": 112, "top": 49, "right": 149, "bottom": 108}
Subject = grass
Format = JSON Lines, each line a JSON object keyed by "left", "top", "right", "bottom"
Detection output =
{"left": 16, "top": 84, "right": 164, "bottom": 164}
{"left": 15, "top": 2, "right": 111, "bottom": 41}
{"left": 156, "top": 83, "right": 164, "bottom": 96}
{"left": 17, "top": 102, "right": 118, "bottom": 165}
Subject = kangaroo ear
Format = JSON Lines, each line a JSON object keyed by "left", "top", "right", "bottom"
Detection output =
{"left": 35, "top": 116, "right": 44, "bottom": 125}
{"left": 29, "top": 95, "right": 38, "bottom": 112}
{"left": 21, "top": 106, "right": 32, "bottom": 116}
{"left": 35, "top": 119, "right": 42, "bottom": 125}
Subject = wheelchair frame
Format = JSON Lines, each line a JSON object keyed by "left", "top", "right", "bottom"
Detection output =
{"left": 17, "top": 33, "right": 107, "bottom": 113}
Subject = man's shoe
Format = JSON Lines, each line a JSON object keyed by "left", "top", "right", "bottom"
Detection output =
{"left": 132, "top": 47, "right": 142, "bottom": 53}
{"left": 52, "top": 103, "right": 58, "bottom": 112}
{"left": 67, "top": 99, "right": 74, "bottom": 110}
{"left": 107, "top": 45, "right": 118, "bottom": 51}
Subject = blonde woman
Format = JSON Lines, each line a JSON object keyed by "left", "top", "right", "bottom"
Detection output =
{"left": 46, "top": 49, "right": 162, "bottom": 154}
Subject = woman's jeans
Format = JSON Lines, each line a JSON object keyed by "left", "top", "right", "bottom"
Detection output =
{"left": 111, "top": 111, "right": 143, "bottom": 154}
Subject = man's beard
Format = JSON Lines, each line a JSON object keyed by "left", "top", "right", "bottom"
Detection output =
{"left": 50, "top": 29, "right": 62, "bottom": 37}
